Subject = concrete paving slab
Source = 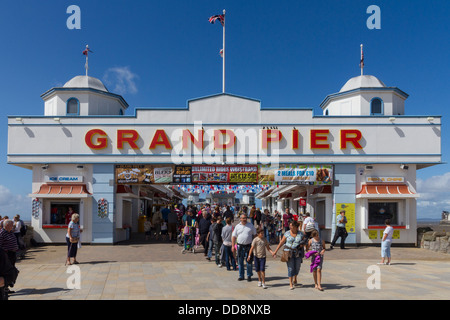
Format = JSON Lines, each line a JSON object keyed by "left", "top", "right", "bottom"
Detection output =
{"left": 7, "top": 233, "right": 450, "bottom": 300}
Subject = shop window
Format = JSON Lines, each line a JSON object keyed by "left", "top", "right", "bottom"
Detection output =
{"left": 50, "top": 202, "right": 80, "bottom": 225}
{"left": 67, "top": 98, "right": 79, "bottom": 115}
{"left": 368, "top": 202, "right": 398, "bottom": 226}
{"left": 370, "top": 98, "right": 383, "bottom": 115}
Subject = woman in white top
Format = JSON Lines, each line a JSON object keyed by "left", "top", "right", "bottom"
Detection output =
{"left": 379, "top": 219, "right": 394, "bottom": 265}
{"left": 66, "top": 214, "right": 82, "bottom": 266}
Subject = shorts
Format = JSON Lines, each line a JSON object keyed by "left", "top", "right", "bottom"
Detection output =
{"left": 168, "top": 223, "right": 177, "bottom": 234}
{"left": 254, "top": 257, "right": 266, "bottom": 272}
{"left": 381, "top": 240, "right": 392, "bottom": 258}
{"left": 161, "top": 230, "right": 168, "bottom": 235}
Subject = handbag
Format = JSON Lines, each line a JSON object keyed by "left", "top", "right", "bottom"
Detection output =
{"left": 70, "top": 237, "right": 79, "bottom": 243}
{"left": 280, "top": 250, "right": 292, "bottom": 262}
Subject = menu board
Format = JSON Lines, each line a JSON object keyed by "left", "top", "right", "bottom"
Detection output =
{"left": 335, "top": 203, "right": 356, "bottom": 234}
{"left": 259, "top": 164, "right": 333, "bottom": 185}
{"left": 191, "top": 165, "right": 258, "bottom": 185}
{"left": 116, "top": 165, "right": 174, "bottom": 184}
{"left": 173, "top": 165, "right": 192, "bottom": 184}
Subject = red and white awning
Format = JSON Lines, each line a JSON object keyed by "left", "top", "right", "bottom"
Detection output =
{"left": 30, "top": 184, "right": 92, "bottom": 198}
{"left": 356, "top": 184, "right": 419, "bottom": 198}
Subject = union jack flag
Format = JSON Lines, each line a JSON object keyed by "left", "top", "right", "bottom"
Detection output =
{"left": 83, "top": 46, "right": 93, "bottom": 55}
{"left": 209, "top": 14, "right": 224, "bottom": 26}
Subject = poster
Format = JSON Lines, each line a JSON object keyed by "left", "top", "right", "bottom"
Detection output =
{"left": 173, "top": 165, "right": 192, "bottom": 184}
{"left": 369, "top": 230, "right": 378, "bottom": 240}
{"left": 115, "top": 165, "right": 174, "bottom": 184}
{"left": 335, "top": 203, "right": 355, "bottom": 233}
{"left": 259, "top": 164, "right": 333, "bottom": 185}
{"left": 191, "top": 165, "right": 258, "bottom": 185}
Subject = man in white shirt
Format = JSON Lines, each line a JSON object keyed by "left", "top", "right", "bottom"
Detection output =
{"left": 232, "top": 214, "right": 256, "bottom": 281}
{"left": 302, "top": 212, "right": 319, "bottom": 239}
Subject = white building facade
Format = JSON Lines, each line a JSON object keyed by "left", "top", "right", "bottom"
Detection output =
{"left": 7, "top": 73, "right": 441, "bottom": 245}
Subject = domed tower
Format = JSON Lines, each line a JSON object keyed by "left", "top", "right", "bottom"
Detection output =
{"left": 320, "top": 74, "right": 409, "bottom": 116}
{"left": 40, "top": 75, "right": 128, "bottom": 116}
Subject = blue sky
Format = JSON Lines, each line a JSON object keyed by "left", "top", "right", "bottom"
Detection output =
{"left": 1, "top": 0, "right": 449, "bottom": 220}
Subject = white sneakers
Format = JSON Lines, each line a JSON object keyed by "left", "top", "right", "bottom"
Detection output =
{"left": 258, "top": 282, "right": 267, "bottom": 289}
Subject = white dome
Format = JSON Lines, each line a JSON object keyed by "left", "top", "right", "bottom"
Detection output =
{"left": 339, "top": 75, "right": 386, "bottom": 93}
{"left": 63, "top": 75, "right": 108, "bottom": 92}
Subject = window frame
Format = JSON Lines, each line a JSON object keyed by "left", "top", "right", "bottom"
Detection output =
{"left": 368, "top": 201, "right": 399, "bottom": 227}
{"left": 370, "top": 97, "right": 384, "bottom": 115}
{"left": 66, "top": 97, "right": 80, "bottom": 115}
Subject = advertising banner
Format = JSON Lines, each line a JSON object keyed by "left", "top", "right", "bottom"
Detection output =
{"left": 259, "top": 164, "right": 333, "bottom": 185}
{"left": 191, "top": 165, "right": 258, "bottom": 185}
{"left": 336, "top": 203, "right": 356, "bottom": 234}
{"left": 115, "top": 165, "right": 174, "bottom": 184}
{"left": 173, "top": 165, "right": 192, "bottom": 184}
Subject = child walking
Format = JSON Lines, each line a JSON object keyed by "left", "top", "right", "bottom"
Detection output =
{"left": 306, "top": 230, "right": 326, "bottom": 291}
{"left": 248, "top": 227, "right": 274, "bottom": 289}
{"left": 144, "top": 217, "right": 152, "bottom": 241}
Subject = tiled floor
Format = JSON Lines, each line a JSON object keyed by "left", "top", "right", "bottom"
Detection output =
{"left": 8, "top": 236, "right": 450, "bottom": 300}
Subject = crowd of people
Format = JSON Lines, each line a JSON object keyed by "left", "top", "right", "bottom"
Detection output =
{"left": 0, "top": 215, "right": 25, "bottom": 300}
{"left": 0, "top": 203, "right": 396, "bottom": 298}
{"left": 143, "top": 203, "right": 329, "bottom": 291}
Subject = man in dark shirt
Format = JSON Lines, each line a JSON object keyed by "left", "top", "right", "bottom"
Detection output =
{"left": 224, "top": 206, "right": 234, "bottom": 222}
{"left": 0, "top": 220, "right": 19, "bottom": 267}
{"left": 0, "top": 249, "right": 18, "bottom": 300}
{"left": 197, "top": 209, "right": 211, "bottom": 257}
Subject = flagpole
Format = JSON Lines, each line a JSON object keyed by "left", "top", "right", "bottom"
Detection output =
{"left": 222, "top": 9, "right": 226, "bottom": 93}
{"left": 85, "top": 45, "right": 89, "bottom": 77}
{"left": 360, "top": 44, "right": 364, "bottom": 76}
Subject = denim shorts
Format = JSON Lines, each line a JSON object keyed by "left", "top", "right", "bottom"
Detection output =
{"left": 254, "top": 257, "right": 266, "bottom": 272}
{"left": 286, "top": 255, "right": 302, "bottom": 277}
{"left": 381, "top": 240, "right": 392, "bottom": 258}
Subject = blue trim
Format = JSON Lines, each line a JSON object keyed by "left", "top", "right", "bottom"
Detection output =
{"left": 7, "top": 153, "right": 442, "bottom": 157}
{"left": 8, "top": 111, "right": 442, "bottom": 121}
{"left": 7, "top": 122, "right": 442, "bottom": 127}
{"left": 370, "top": 97, "right": 384, "bottom": 115}
{"left": 7, "top": 161, "right": 445, "bottom": 166}
{"left": 41, "top": 87, "right": 129, "bottom": 109}
{"left": 66, "top": 97, "right": 80, "bottom": 115}
{"left": 319, "top": 87, "right": 409, "bottom": 109}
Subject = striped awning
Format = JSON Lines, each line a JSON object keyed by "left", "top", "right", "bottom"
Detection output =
{"left": 356, "top": 184, "right": 419, "bottom": 198}
{"left": 30, "top": 184, "right": 91, "bottom": 198}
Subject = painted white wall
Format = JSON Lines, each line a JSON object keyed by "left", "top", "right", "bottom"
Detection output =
{"left": 43, "top": 91, "right": 125, "bottom": 116}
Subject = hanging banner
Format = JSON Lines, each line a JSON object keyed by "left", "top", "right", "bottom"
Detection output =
{"left": 115, "top": 165, "right": 174, "bottom": 184}
{"left": 258, "top": 164, "right": 333, "bottom": 185}
{"left": 191, "top": 165, "right": 258, "bottom": 185}
{"left": 173, "top": 165, "right": 192, "bottom": 184}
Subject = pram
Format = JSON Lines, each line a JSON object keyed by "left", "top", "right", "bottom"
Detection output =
{"left": 181, "top": 226, "right": 200, "bottom": 254}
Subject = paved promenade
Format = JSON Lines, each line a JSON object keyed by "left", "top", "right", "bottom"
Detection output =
{"left": 9, "top": 234, "right": 450, "bottom": 300}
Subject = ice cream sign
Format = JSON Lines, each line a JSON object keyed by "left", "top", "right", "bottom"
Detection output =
{"left": 45, "top": 176, "right": 84, "bottom": 183}
{"left": 366, "top": 177, "right": 405, "bottom": 183}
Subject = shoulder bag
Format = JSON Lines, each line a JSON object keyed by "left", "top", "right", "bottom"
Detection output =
{"left": 280, "top": 249, "right": 292, "bottom": 262}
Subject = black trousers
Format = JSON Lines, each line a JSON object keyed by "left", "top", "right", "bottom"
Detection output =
{"left": 66, "top": 237, "right": 78, "bottom": 258}
{"left": 331, "top": 227, "right": 348, "bottom": 249}
{"left": 199, "top": 234, "right": 209, "bottom": 255}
